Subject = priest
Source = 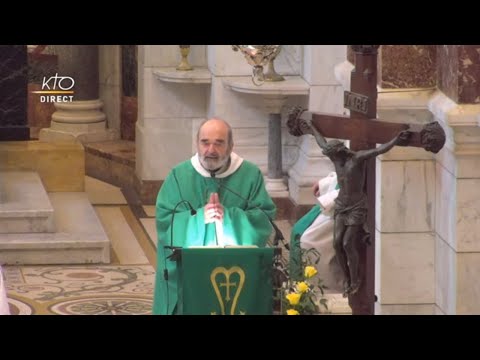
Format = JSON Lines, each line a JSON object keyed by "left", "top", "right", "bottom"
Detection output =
{"left": 152, "top": 117, "right": 276, "bottom": 315}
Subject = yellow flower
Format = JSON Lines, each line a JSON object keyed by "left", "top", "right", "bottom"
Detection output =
{"left": 296, "top": 281, "right": 309, "bottom": 293}
{"left": 286, "top": 292, "right": 301, "bottom": 305}
{"left": 287, "top": 309, "right": 300, "bottom": 315}
{"left": 304, "top": 266, "right": 317, "bottom": 278}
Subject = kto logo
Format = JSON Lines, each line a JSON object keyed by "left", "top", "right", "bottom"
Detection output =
{"left": 32, "top": 73, "right": 75, "bottom": 103}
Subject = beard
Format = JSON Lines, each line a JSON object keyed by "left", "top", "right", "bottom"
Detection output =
{"left": 199, "top": 153, "right": 230, "bottom": 171}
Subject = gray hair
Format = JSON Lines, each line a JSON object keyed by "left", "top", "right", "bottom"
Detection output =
{"left": 196, "top": 117, "right": 233, "bottom": 148}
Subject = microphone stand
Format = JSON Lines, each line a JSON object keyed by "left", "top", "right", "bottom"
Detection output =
{"left": 164, "top": 200, "right": 197, "bottom": 274}
{"left": 163, "top": 199, "right": 197, "bottom": 314}
{"left": 165, "top": 200, "right": 197, "bottom": 251}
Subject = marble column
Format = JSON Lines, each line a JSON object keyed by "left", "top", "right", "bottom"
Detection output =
{"left": 39, "top": 45, "right": 117, "bottom": 143}
{"left": 0, "top": 45, "right": 29, "bottom": 141}
{"left": 371, "top": 46, "right": 439, "bottom": 313}
{"left": 367, "top": 45, "right": 480, "bottom": 315}
{"left": 265, "top": 96, "right": 289, "bottom": 196}
{"left": 288, "top": 45, "right": 346, "bottom": 206}
{"left": 0, "top": 45, "right": 29, "bottom": 204}
{"left": 429, "top": 45, "right": 480, "bottom": 315}
{"left": 222, "top": 76, "right": 309, "bottom": 198}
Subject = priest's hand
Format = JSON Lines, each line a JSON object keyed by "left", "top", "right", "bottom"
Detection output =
{"left": 204, "top": 193, "right": 224, "bottom": 224}
{"left": 313, "top": 182, "right": 320, "bottom": 197}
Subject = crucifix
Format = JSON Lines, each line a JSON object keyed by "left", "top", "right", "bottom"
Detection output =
{"left": 287, "top": 45, "right": 446, "bottom": 315}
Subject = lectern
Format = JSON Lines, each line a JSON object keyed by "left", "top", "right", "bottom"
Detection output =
{"left": 172, "top": 247, "right": 276, "bottom": 315}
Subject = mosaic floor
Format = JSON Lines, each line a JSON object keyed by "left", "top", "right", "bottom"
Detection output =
{"left": 4, "top": 265, "right": 154, "bottom": 315}
{"left": 3, "top": 176, "right": 159, "bottom": 315}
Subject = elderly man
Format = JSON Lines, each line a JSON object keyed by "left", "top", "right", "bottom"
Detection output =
{"left": 152, "top": 117, "right": 276, "bottom": 315}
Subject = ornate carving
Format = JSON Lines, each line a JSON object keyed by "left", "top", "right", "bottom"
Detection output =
{"left": 420, "top": 121, "right": 446, "bottom": 153}
{"left": 231, "top": 45, "right": 284, "bottom": 85}
{"left": 350, "top": 45, "right": 380, "bottom": 54}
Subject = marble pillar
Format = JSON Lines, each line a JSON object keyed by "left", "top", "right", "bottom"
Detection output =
{"left": 0, "top": 45, "right": 28, "bottom": 204}
{"left": 265, "top": 96, "right": 289, "bottom": 196}
{"left": 369, "top": 45, "right": 480, "bottom": 314}
{"left": 39, "top": 45, "right": 117, "bottom": 143}
{"left": 100, "top": 45, "right": 122, "bottom": 138}
{"left": 430, "top": 45, "right": 480, "bottom": 314}
{"left": 374, "top": 46, "right": 438, "bottom": 310}
{"left": 0, "top": 45, "right": 29, "bottom": 141}
{"left": 379, "top": 45, "right": 436, "bottom": 89}
{"left": 222, "top": 76, "right": 309, "bottom": 198}
{"left": 288, "top": 45, "right": 346, "bottom": 205}
{"left": 120, "top": 45, "right": 137, "bottom": 140}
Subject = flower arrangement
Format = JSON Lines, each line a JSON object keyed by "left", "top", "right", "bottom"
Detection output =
{"left": 282, "top": 248, "right": 328, "bottom": 315}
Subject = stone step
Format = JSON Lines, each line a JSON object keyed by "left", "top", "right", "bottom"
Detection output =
{"left": 0, "top": 172, "right": 55, "bottom": 233}
{"left": 0, "top": 192, "right": 110, "bottom": 265}
{"left": 83, "top": 140, "right": 135, "bottom": 190}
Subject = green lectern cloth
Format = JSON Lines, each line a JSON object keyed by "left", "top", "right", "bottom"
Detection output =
{"left": 177, "top": 247, "right": 275, "bottom": 315}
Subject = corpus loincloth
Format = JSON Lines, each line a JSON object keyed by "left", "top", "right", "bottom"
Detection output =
{"left": 334, "top": 195, "right": 368, "bottom": 226}
{"left": 334, "top": 195, "right": 370, "bottom": 244}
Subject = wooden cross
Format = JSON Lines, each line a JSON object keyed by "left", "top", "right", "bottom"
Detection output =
{"left": 287, "top": 45, "right": 445, "bottom": 315}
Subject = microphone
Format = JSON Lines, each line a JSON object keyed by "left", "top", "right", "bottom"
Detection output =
{"left": 186, "top": 202, "right": 197, "bottom": 216}
{"left": 163, "top": 199, "right": 198, "bottom": 314}
{"left": 209, "top": 171, "right": 289, "bottom": 250}
{"left": 166, "top": 200, "right": 197, "bottom": 250}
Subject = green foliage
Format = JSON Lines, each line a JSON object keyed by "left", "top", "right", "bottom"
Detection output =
{"left": 281, "top": 247, "right": 328, "bottom": 315}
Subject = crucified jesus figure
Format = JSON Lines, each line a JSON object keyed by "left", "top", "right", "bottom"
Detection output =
{"left": 301, "top": 116, "right": 412, "bottom": 297}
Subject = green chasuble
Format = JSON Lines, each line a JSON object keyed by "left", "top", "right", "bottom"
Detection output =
{"left": 152, "top": 156, "right": 276, "bottom": 315}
